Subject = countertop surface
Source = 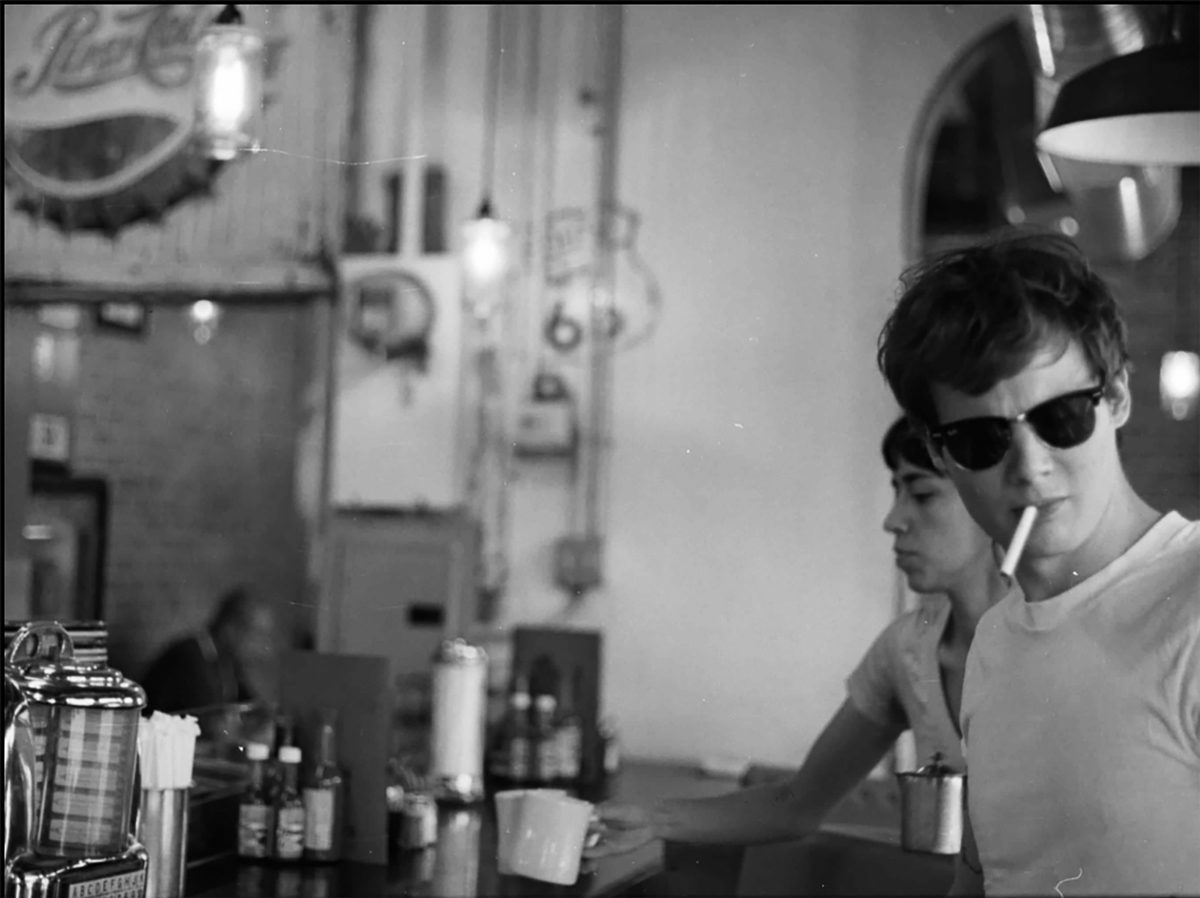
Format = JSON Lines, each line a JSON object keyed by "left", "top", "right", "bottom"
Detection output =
{"left": 185, "top": 759, "right": 926, "bottom": 898}
{"left": 185, "top": 760, "right": 742, "bottom": 898}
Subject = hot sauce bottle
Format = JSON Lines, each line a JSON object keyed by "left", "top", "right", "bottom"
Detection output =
{"left": 273, "top": 745, "right": 306, "bottom": 862}
{"left": 303, "top": 709, "right": 346, "bottom": 862}
{"left": 237, "top": 742, "right": 275, "bottom": 859}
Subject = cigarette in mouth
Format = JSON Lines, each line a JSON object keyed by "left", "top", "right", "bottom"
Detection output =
{"left": 1000, "top": 505, "right": 1039, "bottom": 580}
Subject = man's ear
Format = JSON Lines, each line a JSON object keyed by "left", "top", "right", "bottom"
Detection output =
{"left": 1108, "top": 367, "right": 1132, "bottom": 428}
{"left": 922, "top": 433, "right": 950, "bottom": 474}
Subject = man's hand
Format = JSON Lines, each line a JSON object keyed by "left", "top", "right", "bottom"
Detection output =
{"left": 582, "top": 801, "right": 658, "bottom": 859}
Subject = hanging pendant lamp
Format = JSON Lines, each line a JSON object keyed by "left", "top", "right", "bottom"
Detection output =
{"left": 193, "top": 4, "right": 265, "bottom": 161}
{"left": 462, "top": 198, "right": 512, "bottom": 293}
{"left": 461, "top": 5, "right": 512, "bottom": 311}
{"left": 1036, "top": 28, "right": 1199, "bottom": 165}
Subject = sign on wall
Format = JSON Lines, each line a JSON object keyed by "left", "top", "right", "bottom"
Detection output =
{"left": 28, "top": 412, "right": 71, "bottom": 464}
{"left": 4, "top": 5, "right": 253, "bottom": 235}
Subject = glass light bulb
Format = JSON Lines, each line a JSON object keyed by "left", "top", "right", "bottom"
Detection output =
{"left": 189, "top": 299, "right": 219, "bottom": 325}
{"left": 194, "top": 24, "right": 264, "bottom": 160}
{"left": 461, "top": 216, "right": 512, "bottom": 289}
{"left": 210, "top": 45, "right": 250, "bottom": 131}
{"left": 1160, "top": 351, "right": 1200, "bottom": 420}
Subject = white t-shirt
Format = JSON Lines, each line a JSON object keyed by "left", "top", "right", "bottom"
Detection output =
{"left": 961, "top": 512, "right": 1200, "bottom": 896}
{"left": 847, "top": 595, "right": 966, "bottom": 771}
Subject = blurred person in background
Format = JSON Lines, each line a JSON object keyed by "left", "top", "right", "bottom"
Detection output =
{"left": 142, "top": 586, "right": 280, "bottom": 715}
{"left": 585, "top": 415, "right": 1013, "bottom": 858}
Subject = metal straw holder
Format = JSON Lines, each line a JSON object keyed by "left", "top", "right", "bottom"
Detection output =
{"left": 137, "top": 786, "right": 191, "bottom": 898}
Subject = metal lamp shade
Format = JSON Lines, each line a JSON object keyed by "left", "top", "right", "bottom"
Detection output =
{"left": 193, "top": 24, "right": 265, "bottom": 161}
{"left": 1036, "top": 42, "right": 1200, "bottom": 165}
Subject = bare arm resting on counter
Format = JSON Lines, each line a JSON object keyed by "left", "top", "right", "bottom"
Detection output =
{"left": 584, "top": 697, "right": 903, "bottom": 857}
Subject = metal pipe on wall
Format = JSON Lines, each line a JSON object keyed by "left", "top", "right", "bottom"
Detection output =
{"left": 576, "top": 4, "right": 624, "bottom": 577}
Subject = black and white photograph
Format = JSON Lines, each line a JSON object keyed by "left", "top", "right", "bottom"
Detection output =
{"left": 3, "top": 5, "right": 1197, "bottom": 897}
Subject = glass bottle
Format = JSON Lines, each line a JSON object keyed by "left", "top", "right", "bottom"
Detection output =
{"left": 532, "top": 693, "right": 559, "bottom": 785}
{"left": 503, "top": 683, "right": 533, "bottom": 785}
{"left": 273, "top": 745, "right": 306, "bottom": 862}
{"left": 555, "top": 673, "right": 584, "bottom": 785}
{"left": 237, "top": 742, "right": 275, "bottom": 859}
{"left": 267, "top": 710, "right": 296, "bottom": 800}
{"left": 302, "top": 709, "right": 346, "bottom": 862}
{"left": 599, "top": 715, "right": 621, "bottom": 778}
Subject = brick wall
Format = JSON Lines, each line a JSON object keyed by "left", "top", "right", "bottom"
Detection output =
{"left": 61, "top": 301, "right": 318, "bottom": 680}
{"left": 1098, "top": 168, "right": 1200, "bottom": 521}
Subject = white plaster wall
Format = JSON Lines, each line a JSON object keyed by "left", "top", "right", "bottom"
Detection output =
{"left": 341, "top": 4, "right": 1016, "bottom": 767}
{"left": 502, "top": 4, "right": 1016, "bottom": 767}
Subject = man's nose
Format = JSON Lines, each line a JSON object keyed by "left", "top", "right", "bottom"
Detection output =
{"left": 882, "top": 501, "right": 906, "bottom": 534}
{"left": 1006, "top": 420, "right": 1054, "bottom": 482}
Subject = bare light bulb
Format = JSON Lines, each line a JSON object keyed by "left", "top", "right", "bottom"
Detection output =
{"left": 193, "top": 8, "right": 264, "bottom": 161}
{"left": 189, "top": 300, "right": 220, "bottom": 325}
{"left": 1160, "top": 351, "right": 1200, "bottom": 420}
{"left": 189, "top": 300, "right": 221, "bottom": 344}
{"left": 461, "top": 213, "right": 512, "bottom": 289}
{"left": 209, "top": 44, "right": 250, "bottom": 132}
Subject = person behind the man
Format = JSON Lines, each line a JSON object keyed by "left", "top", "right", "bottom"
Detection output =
{"left": 584, "top": 416, "right": 1011, "bottom": 859}
{"left": 142, "top": 587, "right": 279, "bottom": 713}
{"left": 877, "top": 231, "right": 1200, "bottom": 896}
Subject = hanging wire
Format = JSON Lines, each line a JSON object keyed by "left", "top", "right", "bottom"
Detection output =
{"left": 479, "top": 3, "right": 503, "bottom": 211}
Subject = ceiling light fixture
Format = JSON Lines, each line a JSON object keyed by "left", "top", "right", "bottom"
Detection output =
{"left": 188, "top": 299, "right": 222, "bottom": 344}
{"left": 193, "top": 4, "right": 266, "bottom": 161}
{"left": 1036, "top": 7, "right": 1199, "bottom": 165}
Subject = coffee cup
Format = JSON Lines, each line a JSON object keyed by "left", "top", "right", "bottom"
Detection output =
{"left": 496, "top": 789, "right": 592, "bottom": 884}
{"left": 495, "top": 789, "right": 564, "bottom": 875}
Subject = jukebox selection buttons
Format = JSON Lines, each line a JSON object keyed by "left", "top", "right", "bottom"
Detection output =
{"left": 63, "top": 867, "right": 147, "bottom": 898}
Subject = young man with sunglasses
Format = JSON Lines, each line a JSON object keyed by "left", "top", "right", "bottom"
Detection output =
{"left": 877, "top": 231, "right": 1200, "bottom": 896}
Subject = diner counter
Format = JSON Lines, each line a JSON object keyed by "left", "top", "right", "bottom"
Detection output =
{"left": 185, "top": 759, "right": 951, "bottom": 897}
{"left": 185, "top": 760, "right": 740, "bottom": 898}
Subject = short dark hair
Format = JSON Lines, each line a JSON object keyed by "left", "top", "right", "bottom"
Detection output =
{"left": 876, "top": 230, "right": 1129, "bottom": 428}
{"left": 881, "top": 415, "right": 939, "bottom": 474}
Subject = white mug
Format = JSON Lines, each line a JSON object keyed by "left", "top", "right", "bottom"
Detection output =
{"left": 499, "top": 789, "right": 593, "bottom": 884}
{"left": 494, "top": 789, "right": 565, "bottom": 875}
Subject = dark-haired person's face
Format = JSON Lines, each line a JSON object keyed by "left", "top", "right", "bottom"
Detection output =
{"left": 929, "top": 339, "right": 1129, "bottom": 569}
{"left": 883, "top": 460, "right": 993, "bottom": 594}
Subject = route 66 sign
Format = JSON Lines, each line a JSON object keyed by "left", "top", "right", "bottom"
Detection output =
{"left": 541, "top": 206, "right": 663, "bottom": 355}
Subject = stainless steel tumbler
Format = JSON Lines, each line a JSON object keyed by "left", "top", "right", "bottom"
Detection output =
{"left": 137, "top": 787, "right": 190, "bottom": 898}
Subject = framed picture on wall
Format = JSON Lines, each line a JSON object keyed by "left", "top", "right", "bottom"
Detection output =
{"left": 94, "top": 301, "right": 148, "bottom": 336}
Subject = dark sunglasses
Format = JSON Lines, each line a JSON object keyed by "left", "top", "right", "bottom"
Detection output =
{"left": 928, "top": 383, "right": 1106, "bottom": 471}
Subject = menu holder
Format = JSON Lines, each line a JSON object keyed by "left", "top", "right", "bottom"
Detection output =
{"left": 512, "top": 627, "right": 603, "bottom": 783}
